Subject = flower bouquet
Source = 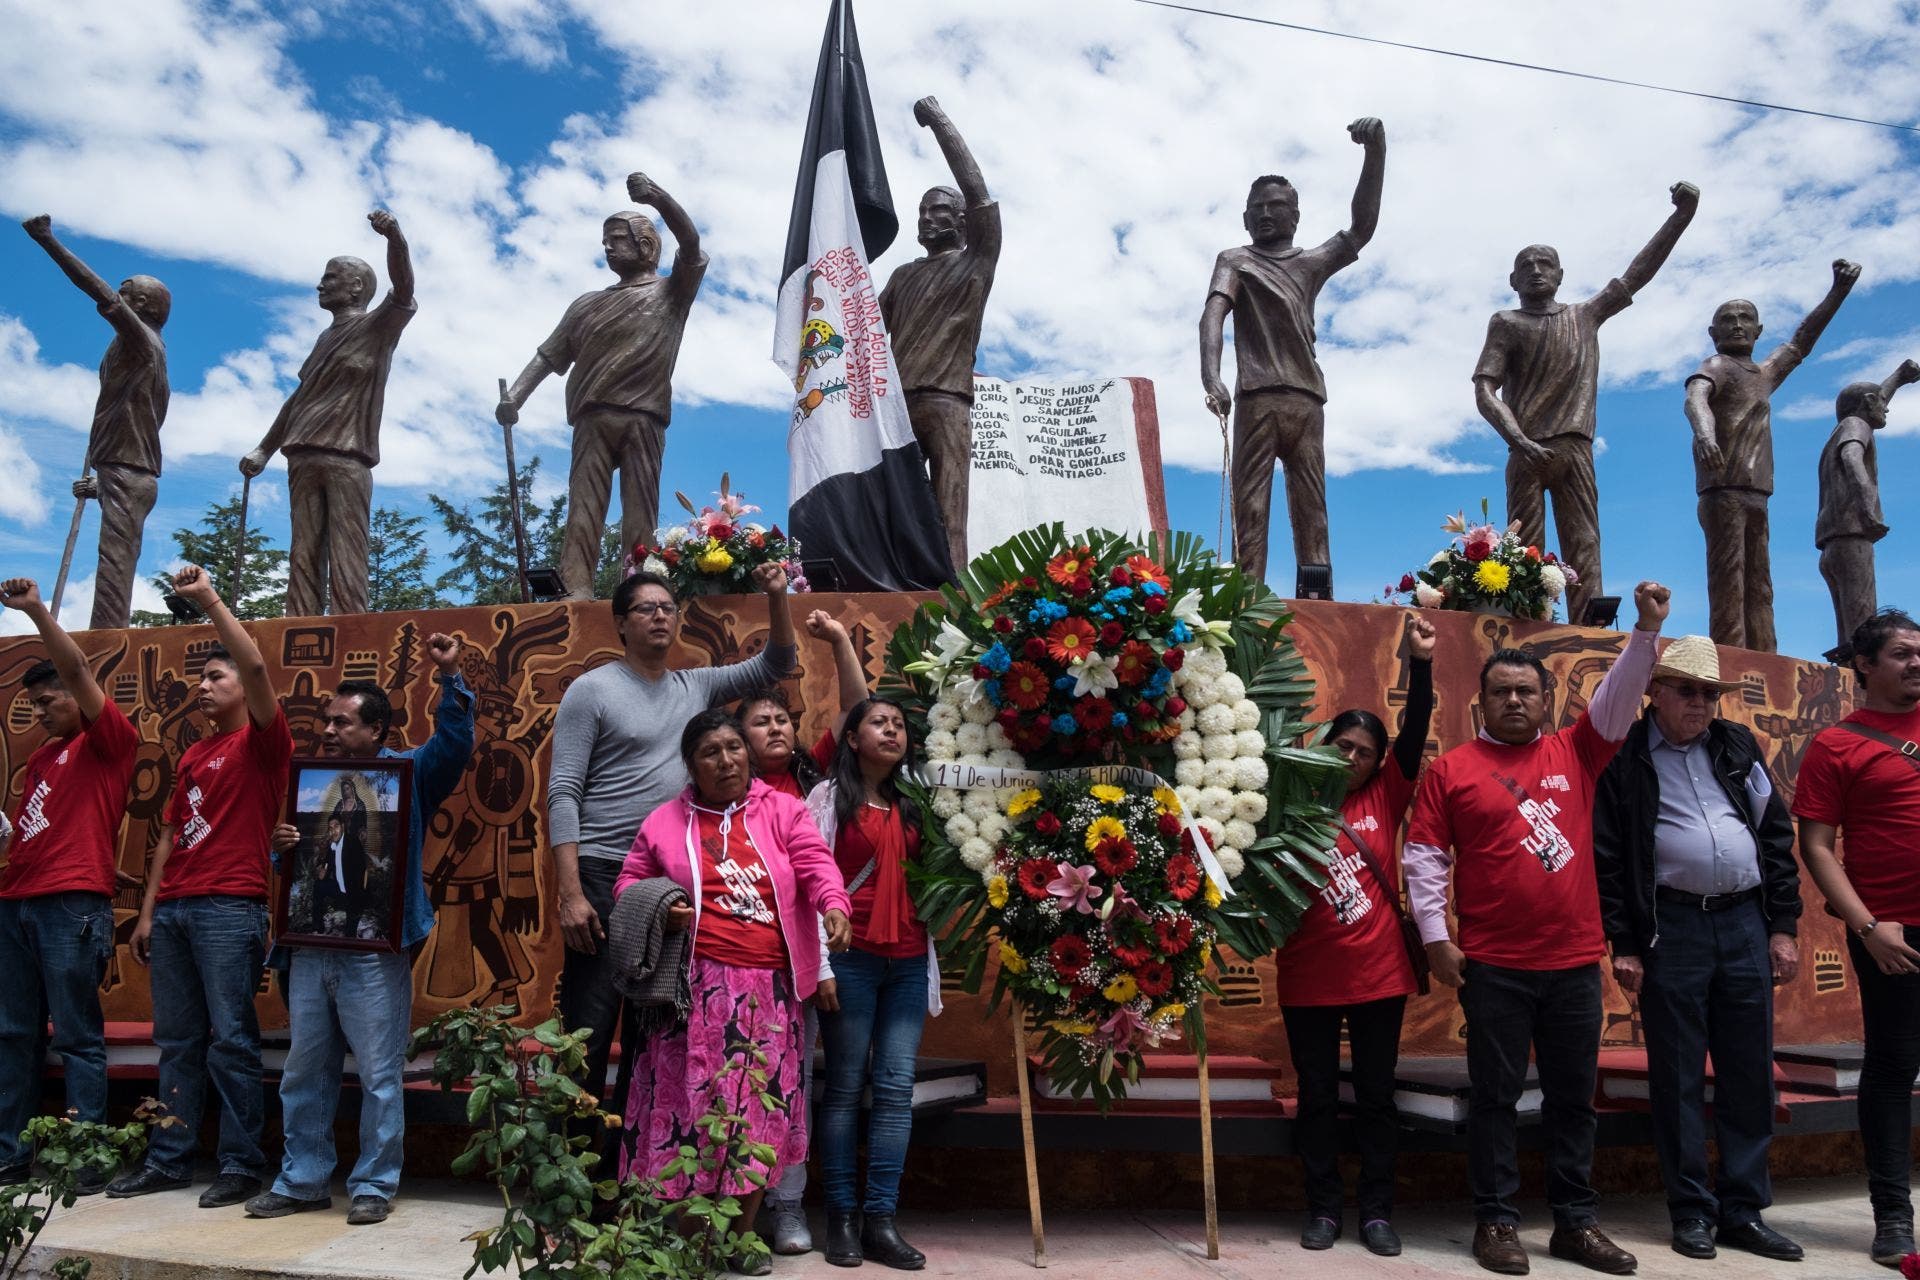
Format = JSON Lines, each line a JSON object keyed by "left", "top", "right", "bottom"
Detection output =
{"left": 882, "top": 526, "right": 1346, "bottom": 1104}
{"left": 623, "top": 474, "right": 810, "bottom": 596}
{"left": 1384, "top": 499, "right": 1575, "bottom": 621}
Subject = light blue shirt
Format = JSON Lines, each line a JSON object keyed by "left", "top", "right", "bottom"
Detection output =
{"left": 1648, "top": 720, "right": 1762, "bottom": 895}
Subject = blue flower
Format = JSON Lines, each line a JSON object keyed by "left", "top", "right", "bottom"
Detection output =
{"left": 983, "top": 679, "right": 1004, "bottom": 706}
{"left": 1111, "top": 711, "right": 1130, "bottom": 728}
{"left": 1168, "top": 620, "right": 1193, "bottom": 645}
{"left": 1053, "top": 676, "right": 1077, "bottom": 691}
{"left": 1052, "top": 713, "right": 1079, "bottom": 736}
{"left": 1140, "top": 582, "right": 1167, "bottom": 597}
{"left": 1027, "top": 600, "right": 1070, "bottom": 625}
{"left": 1103, "top": 587, "right": 1134, "bottom": 606}
{"left": 981, "top": 642, "right": 1012, "bottom": 674}
{"left": 1142, "top": 668, "right": 1172, "bottom": 697}
{"left": 1088, "top": 605, "right": 1111, "bottom": 621}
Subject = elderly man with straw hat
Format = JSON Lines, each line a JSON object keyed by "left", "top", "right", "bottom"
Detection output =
{"left": 1593, "top": 635, "right": 1803, "bottom": 1262}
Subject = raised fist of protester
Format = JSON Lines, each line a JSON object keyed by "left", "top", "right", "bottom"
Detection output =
{"left": 751, "top": 562, "right": 789, "bottom": 595}
{"left": 1633, "top": 580, "right": 1671, "bottom": 631}
{"left": 425, "top": 632, "right": 462, "bottom": 674}
{"left": 1405, "top": 612, "right": 1437, "bottom": 661}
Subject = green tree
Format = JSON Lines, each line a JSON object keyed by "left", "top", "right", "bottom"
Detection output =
{"left": 432, "top": 456, "right": 625, "bottom": 605}
{"left": 367, "top": 506, "right": 445, "bottom": 612}
{"left": 130, "top": 494, "right": 288, "bottom": 625}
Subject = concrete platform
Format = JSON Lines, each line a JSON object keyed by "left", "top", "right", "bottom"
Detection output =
{"left": 23, "top": 1175, "right": 1894, "bottom": 1279}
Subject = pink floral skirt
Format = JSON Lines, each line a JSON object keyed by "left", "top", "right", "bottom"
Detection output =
{"left": 619, "top": 955, "right": 807, "bottom": 1196}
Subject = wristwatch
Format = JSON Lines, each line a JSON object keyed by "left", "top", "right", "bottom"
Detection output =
{"left": 1855, "top": 918, "right": 1880, "bottom": 939}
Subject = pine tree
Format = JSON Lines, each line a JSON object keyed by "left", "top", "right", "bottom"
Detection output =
{"left": 367, "top": 506, "right": 444, "bottom": 612}
{"left": 130, "top": 494, "right": 289, "bottom": 625}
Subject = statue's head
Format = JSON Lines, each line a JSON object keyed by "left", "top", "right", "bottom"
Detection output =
{"left": 317, "top": 256, "right": 377, "bottom": 312}
{"left": 917, "top": 185, "right": 965, "bottom": 252}
{"left": 1708, "top": 299, "right": 1762, "bottom": 358}
{"left": 1509, "top": 244, "right": 1564, "bottom": 304}
{"left": 1243, "top": 176, "right": 1299, "bottom": 248}
{"left": 1837, "top": 380, "right": 1890, "bottom": 429}
{"left": 119, "top": 275, "right": 171, "bottom": 328}
{"left": 603, "top": 212, "right": 662, "bottom": 279}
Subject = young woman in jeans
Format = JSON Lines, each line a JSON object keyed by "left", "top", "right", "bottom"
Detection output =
{"left": 806, "top": 697, "right": 941, "bottom": 1270}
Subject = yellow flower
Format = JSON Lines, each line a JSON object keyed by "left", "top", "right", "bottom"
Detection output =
{"left": 1103, "top": 974, "right": 1139, "bottom": 1003}
{"left": 1196, "top": 940, "right": 1213, "bottom": 969}
{"left": 1153, "top": 786, "right": 1182, "bottom": 815}
{"left": 1084, "top": 815, "right": 1126, "bottom": 851}
{"left": 986, "top": 875, "right": 1009, "bottom": 908}
{"left": 1046, "top": 1019, "right": 1096, "bottom": 1036}
{"left": 1203, "top": 878, "right": 1223, "bottom": 908}
{"left": 1473, "top": 559, "right": 1511, "bottom": 592}
{"left": 1089, "top": 783, "right": 1127, "bottom": 805}
{"left": 695, "top": 541, "right": 735, "bottom": 574}
{"left": 1150, "top": 1003, "right": 1188, "bottom": 1023}
{"left": 1006, "top": 789, "right": 1041, "bottom": 817}
{"left": 999, "top": 942, "right": 1027, "bottom": 974}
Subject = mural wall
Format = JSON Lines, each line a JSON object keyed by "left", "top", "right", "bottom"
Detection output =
{"left": 0, "top": 595, "right": 1859, "bottom": 1089}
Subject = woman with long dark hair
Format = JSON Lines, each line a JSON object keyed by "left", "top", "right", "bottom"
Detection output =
{"left": 1273, "top": 613, "right": 1437, "bottom": 1257}
{"left": 614, "top": 709, "right": 852, "bottom": 1276}
{"left": 806, "top": 697, "right": 940, "bottom": 1270}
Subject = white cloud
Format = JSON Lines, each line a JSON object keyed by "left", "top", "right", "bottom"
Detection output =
{"left": 0, "top": 570, "right": 168, "bottom": 636}
{"left": 0, "top": 419, "right": 46, "bottom": 524}
{"left": 0, "top": 0, "right": 1914, "bottom": 508}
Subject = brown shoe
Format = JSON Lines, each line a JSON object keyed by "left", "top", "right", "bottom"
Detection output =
{"left": 1548, "top": 1224, "right": 1637, "bottom": 1274}
{"left": 1473, "top": 1222, "right": 1530, "bottom": 1275}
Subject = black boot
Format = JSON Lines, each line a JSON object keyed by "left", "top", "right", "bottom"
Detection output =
{"left": 826, "top": 1211, "right": 863, "bottom": 1267}
{"left": 860, "top": 1216, "right": 925, "bottom": 1271}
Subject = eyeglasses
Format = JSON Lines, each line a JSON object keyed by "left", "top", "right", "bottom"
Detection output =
{"left": 627, "top": 602, "right": 678, "bottom": 618}
{"left": 1660, "top": 681, "right": 1720, "bottom": 702}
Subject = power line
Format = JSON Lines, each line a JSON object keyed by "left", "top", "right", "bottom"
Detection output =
{"left": 1132, "top": 0, "right": 1920, "bottom": 135}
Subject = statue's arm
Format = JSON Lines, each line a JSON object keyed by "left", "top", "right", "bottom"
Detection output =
{"left": 1881, "top": 357, "right": 1920, "bottom": 404}
{"left": 370, "top": 211, "right": 415, "bottom": 308}
{"left": 21, "top": 215, "right": 127, "bottom": 320}
{"left": 915, "top": 97, "right": 989, "bottom": 207}
{"left": 1474, "top": 375, "right": 1532, "bottom": 456}
{"left": 1344, "top": 118, "right": 1386, "bottom": 250}
{"left": 1619, "top": 181, "right": 1699, "bottom": 296}
{"left": 497, "top": 354, "right": 556, "bottom": 426}
{"left": 1839, "top": 440, "right": 1886, "bottom": 536}
{"left": 1199, "top": 292, "right": 1232, "bottom": 416}
{"left": 1683, "top": 374, "right": 1725, "bottom": 473}
{"left": 1780, "top": 259, "right": 1860, "bottom": 365}
{"left": 628, "top": 173, "right": 700, "bottom": 264}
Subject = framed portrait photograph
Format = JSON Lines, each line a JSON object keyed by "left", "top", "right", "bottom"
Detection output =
{"left": 275, "top": 757, "right": 413, "bottom": 953}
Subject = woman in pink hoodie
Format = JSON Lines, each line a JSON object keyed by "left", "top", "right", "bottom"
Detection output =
{"left": 614, "top": 708, "right": 851, "bottom": 1268}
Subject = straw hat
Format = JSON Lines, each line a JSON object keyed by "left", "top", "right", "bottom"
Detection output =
{"left": 1651, "top": 635, "right": 1735, "bottom": 690}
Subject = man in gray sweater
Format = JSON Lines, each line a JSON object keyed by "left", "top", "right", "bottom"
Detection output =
{"left": 547, "top": 562, "right": 798, "bottom": 1100}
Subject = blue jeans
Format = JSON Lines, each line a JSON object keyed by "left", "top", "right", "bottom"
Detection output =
{"left": 0, "top": 893, "right": 112, "bottom": 1172}
{"left": 819, "top": 949, "right": 927, "bottom": 1216}
{"left": 1640, "top": 896, "right": 1775, "bottom": 1226}
{"left": 145, "top": 896, "right": 270, "bottom": 1180}
{"left": 273, "top": 948, "right": 413, "bottom": 1201}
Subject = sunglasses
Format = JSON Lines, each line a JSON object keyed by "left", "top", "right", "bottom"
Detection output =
{"left": 1659, "top": 680, "right": 1721, "bottom": 702}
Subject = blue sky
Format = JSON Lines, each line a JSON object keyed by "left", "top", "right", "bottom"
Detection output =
{"left": 0, "top": 0, "right": 1915, "bottom": 662}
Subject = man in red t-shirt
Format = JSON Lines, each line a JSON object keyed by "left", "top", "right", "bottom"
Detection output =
{"left": 1793, "top": 607, "right": 1920, "bottom": 1267}
{"left": 105, "top": 566, "right": 291, "bottom": 1207}
{"left": 0, "top": 577, "right": 139, "bottom": 1190}
{"left": 1405, "top": 580, "right": 1668, "bottom": 1276}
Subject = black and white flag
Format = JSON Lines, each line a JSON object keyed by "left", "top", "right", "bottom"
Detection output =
{"left": 773, "top": 0, "right": 954, "bottom": 591}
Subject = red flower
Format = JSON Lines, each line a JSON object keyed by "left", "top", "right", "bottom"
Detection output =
{"left": 1045, "top": 617, "right": 1098, "bottom": 664}
{"left": 1110, "top": 938, "right": 1154, "bottom": 969}
{"left": 1110, "top": 566, "right": 1132, "bottom": 586}
{"left": 1154, "top": 916, "right": 1194, "bottom": 955}
{"left": 770, "top": 525, "right": 785, "bottom": 539}
{"left": 1134, "top": 700, "right": 1157, "bottom": 721}
{"left": 1050, "top": 935, "right": 1091, "bottom": 977}
{"left": 1463, "top": 531, "right": 1496, "bottom": 561}
{"left": 1017, "top": 859, "right": 1057, "bottom": 900}
{"left": 1046, "top": 546, "right": 1096, "bottom": 587}
{"left": 1142, "top": 594, "right": 1168, "bottom": 614}
{"left": 1115, "top": 640, "right": 1158, "bottom": 686}
{"left": 1162, "top": 647, "right": 1186, "bottom": 672}
{"left": 1163, "top": 696, "right": 1188, "bottom": 718}
{"left": 1093, "top": 837, "right": 1137, "bottom": 877}
{"left": 1136, "top": 960, "right": 1174, "bottom": 997}
{"left": 1524, "top": 545, "right": 1542, "bottom": 562}
{"left": 981, "top": 579, "right": 1020, "bottom": 609}
{"left": 1022, "top": 637, "right": 1049, "bottom": 662}
{"left": 1070, "top": 573, "right": 1094, "bottom": 596}
{"left": 1397, "top": 572, "right": 1416, "bottom": 592}
{"left": 1069, "top": 982, "right": 1097, "bottom": 1003}
{"left": 1125, "top": 554, "right": 1170, "bottom": 590}
{"left": 661, "top": 548, "right": 680, "bottom": 566}
{"left": 993, "top": 616, "right": 1013, "bottom": 633}
{"left": 1012, "top": 723, "right": 1052, "bottom": 754}
{"left": 1021, "top": 576, "right": 1038, "bottom": 589}
{"left": 1003, "top": 661, "right": 1049, "bottom": 710}
{"left": 1077, "top": 698, "right": 1115, "bottom": 732}
{"left": 973, "top": 663, "right": 992, "bottom": 680}
{"left": 1098, "top": 621, "right": 1125, "bottom": 648}
{"left": 1157, "top": 811, "right": 1183, "bottom": 839}
{"left": 1165, "top": 855, "right": 1201, "bottom": 901}
{"left": 1033, "top": 811, "right": 1062, "bottom": 837}
{"left": 997, "top": 708, "right": 1021, "bottom": 730}
{"left": 748, "top": 532, "right": 766, "bottom": 550}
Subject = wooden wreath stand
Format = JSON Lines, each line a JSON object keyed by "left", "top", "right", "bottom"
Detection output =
{"left": 1009, "top": 1004, "right": 1221, "bottom": 1268}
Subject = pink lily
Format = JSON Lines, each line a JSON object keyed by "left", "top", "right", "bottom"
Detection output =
{"left": 1047, "top": 863, "right": 1104, "bottom": 914}
{"left": 1098, "top": 1005, "right": 1146, "bottom": 1050}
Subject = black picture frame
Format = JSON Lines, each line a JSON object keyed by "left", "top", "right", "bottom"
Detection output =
{"left": 275, "top": 756, "right": 413, "bottom": 953}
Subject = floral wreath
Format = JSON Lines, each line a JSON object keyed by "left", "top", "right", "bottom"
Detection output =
{"left": 881, "top": 526, "right": 1345, "bottom": 1103}
{"left": 624, "top": 475, "right": 811, "bottom": 596}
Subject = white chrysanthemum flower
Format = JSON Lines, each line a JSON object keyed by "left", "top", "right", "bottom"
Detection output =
{"left": 985, "top": 722, "right": 1011, "bottom": 750}
{"left": 1216, "top": 672, "right": 1247, "bottom": 704}
{"left": 924, "top": 729, "right": 958, "bottom": 762}
{"left": 1222, "top": 819, "right": 1259, "bottom": 851}
{"left": 1174, "top": 758, "right": 1206, "bottom": 788}
{"left": 1415, "top": 582, "right": 1444, "bottom": 608}
{"left": 1230, "top": 699, "right": 1262, "bottom": 732}
{"left": 1203, "top": 758, "right": 1239, "bottom": 790}
{"left": 1196, "top": 703, "right": 1237, "bottom": 736}
{"left": 927, "top": 703, "right": 963, "bottom": 733}
{"left": 1201, "top": 732, "right": 1238, "bottom": 761}
{"left": 960, "top": 838, "right": 994, "bottom": 871}
{"left": 977, "top": 814, "right": 1010, "bottom": 845}
{"left": 1175, "top": 784, "right": 1203, "bottom": 814}
{"left": 1214, "top": 846, "right": 1246, "bottom": 880}
{"left": 937, "top": 680, "right": 965, "bottom": 708}
{"left": 1231, "top": 791, "right": 1268, "bottom": 825}
{"left": 664, "top": 526, "right": 689, "bottom": 548}
{"left": 1197, "top": 786, "right": 1235, "bottom": 823}
{"left": 954, "top": 724, "right": 990, "bottom": 757}
{"left": 932, "top": 791, "right": 963, "bottom": 819}
{"left": 1176, "top": 707, "right": 1197, "bottom": 730}
{"left": 987, "top": 748, "right": 1024, "bottom": 770}
{"left": 1194, "top": 815, "right": 1227, "bottom": 849}
{"left": 944, "top": 813, "right": 978, "bottom": 844}
{"left": 1233, "top": 729, "right": 1267, "bottom": 760}
{"left": 961, "top": 698, "right": 996, "bottom": 726}
{"left": 955, "top": 753, "right": 991, "bottom": 771}
{"left": 1541, "top": 564, "right": 1567, "bottom": 600}
{"left": 1233, "top": 756, "right": 1270, "bottom": 793}
{"left": 1189, "top": 647, "right": 1229, "bottom": 679}
{"left": 1428, "top": 548, "right": 1450, "bottom": 569}
{"left": 643, "top": 555, "right": 668, "bottom": 576}
{"left": 1172, "top": 731, "right": 1204, "bottom": 761}
{"left": 962, "top": 789, "right": 998, "bottom": 820}
{"left": 1181, "top": 675, "right": 1221, "bottom": 710}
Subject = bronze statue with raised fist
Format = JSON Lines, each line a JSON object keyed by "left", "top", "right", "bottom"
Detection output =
{"left": 1818, "top": 358, "right": 1919, "bottom": 651}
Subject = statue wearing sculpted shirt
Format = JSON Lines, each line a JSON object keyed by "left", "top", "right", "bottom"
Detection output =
{"left": 1817, "top": 359, "right": 1920, "bottom": 651}
{"left": 243, "top": 211, "right": 415, "bottom": 618}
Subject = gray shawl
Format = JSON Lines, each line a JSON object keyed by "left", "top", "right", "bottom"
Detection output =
{"left": 607, "top": 875, "right": 692, "bottom": 1039}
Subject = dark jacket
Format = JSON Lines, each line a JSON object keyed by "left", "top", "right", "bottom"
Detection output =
{"left": 1594, "top": 713, "right": 1801, "bottom": 957}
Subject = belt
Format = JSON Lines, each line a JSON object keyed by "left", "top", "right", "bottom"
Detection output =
{"left": 1655, "top": 884, "right": 1762, "bottom": 912}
